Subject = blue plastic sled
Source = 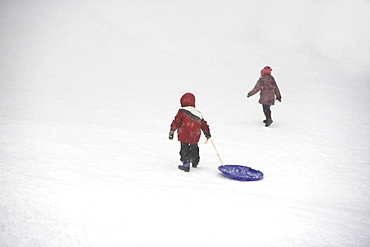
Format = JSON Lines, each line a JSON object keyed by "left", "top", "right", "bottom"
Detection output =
{"left": 218, "top": 165, "right": 263, "bottom": 181}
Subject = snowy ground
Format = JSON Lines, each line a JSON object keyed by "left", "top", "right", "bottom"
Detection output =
{"left": 1, "top": 0, "right": 370, "bottom": 246}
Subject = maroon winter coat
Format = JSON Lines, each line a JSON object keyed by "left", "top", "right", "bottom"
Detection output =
{"left": 247, "top": 75, "right": 282, "bottom": 105}
{"left": 170, "top": 93, "right": 210, "bottom": 144}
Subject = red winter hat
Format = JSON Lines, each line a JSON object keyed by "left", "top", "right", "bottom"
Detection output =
{"left": 261, "top": 66, "right": 272, "bottom": 76}
{"left": 180, "top": 92, "right": 196, "bottom": 107}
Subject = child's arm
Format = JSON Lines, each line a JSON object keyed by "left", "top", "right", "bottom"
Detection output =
{"left": 201, "top": 119, "right": 211, "bottom": 139}
{"left": 247, "top": 80, "right": 262, "bottom": 97}
{"left": 170, "top": 110, "right": 182, "bottom": 131}
{"left": 169, "top": 110, "right": 182, "bottom": 140}
{"left": 274, "top": 80, "right": 282, "bottom": 102}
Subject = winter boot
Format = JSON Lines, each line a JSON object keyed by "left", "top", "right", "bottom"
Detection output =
{"left": 192, "top": 162, "right": 198, "bottom": 168}
{"left": 265, "top": 111, "right": 273, "bottom": 127}
{"left": 178, "top": 162, "right": 190, "bottom": 172}
{"left": 263, "top": 111, "right": 268, "bottom": 123}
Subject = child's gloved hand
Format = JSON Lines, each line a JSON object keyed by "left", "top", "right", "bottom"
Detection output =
{"left": 169, "top": 131, "right": 174, "bottom": 140}
{"left": 205, "top": 133, "right": 211, "bottom": 139}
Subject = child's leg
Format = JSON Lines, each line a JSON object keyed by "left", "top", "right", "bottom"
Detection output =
{"left": 262, "top": 104, "right": 271, "bottom": 112}
{"left": 179, "top": 142, "right": 191, "bottom": 172}
{"left": 180, "top": 142, "right": 191, "bottom": 164}
{"left": 179, "top": 142, "right": 200, "bottom": 169}
{"left": 262, "top": 105, "right": 271, "bottom": 123}
{"left": 262, "top": 105, "right": 273, "bottom": 126}
{"left": 189, "top": 143, "right": 200, "bottom": 167}
{"left": 180, "top": 143, "right": 199, "bottom": 163}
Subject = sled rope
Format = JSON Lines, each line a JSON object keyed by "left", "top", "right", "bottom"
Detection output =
{"left": 205, "top": 138, "right": 224, "bottom": 165}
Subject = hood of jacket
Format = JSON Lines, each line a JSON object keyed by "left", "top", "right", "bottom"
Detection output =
{"left": 180, "top": 92, "right": 196, "bottom": 107}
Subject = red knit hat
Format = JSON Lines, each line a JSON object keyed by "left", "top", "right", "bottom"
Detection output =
{"left": 261, "top": 66, "right": 272, "bottom": 76}
{"left": 180, "top": 92, "right": 196, "bottom": 107}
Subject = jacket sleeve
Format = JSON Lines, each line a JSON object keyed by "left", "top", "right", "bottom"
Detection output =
{"left": 274, "top": 79, "right": 282, "bottom": 100}
{"left": 201, "top": 119, "right": 210, "bottom": 135}
{"left": 247, "top": 80, "right": 263, "bottom": 97}
{"left": 170, "top": 110, "right": 182, "bottom": 131}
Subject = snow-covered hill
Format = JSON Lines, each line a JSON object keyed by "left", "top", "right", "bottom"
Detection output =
{"left": 1, "top": 0, "right": 370, "bottom": 246}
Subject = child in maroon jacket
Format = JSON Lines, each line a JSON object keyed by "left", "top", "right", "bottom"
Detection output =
{"left": 169, "top": 92, "right": 211, "bottom": 172}
{"left": 247, "top": 66, "right": 282, "bottom": 127}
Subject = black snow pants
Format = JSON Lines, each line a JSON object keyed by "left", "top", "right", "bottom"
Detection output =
{"left": 180, "top": 142, "right": 200, "bottom": 165}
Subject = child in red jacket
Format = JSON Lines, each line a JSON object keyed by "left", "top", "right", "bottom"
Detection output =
{"left": 169, "top": 92, "right": 211, "bottom": 172}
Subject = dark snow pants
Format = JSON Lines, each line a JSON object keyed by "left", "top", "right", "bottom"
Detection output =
{"left": 262, "top": 104, "right": 271, "bottom": 112}
{"left": 180, "top": 142, "right": 200, "bottom": 165}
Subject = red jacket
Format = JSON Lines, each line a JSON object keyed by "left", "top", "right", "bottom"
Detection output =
{"left": 170, "top": 93, "right": 210, "bottom": 144}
